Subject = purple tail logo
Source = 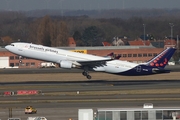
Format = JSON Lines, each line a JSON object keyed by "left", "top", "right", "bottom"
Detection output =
{"left": 147, "top": 47, "right": 176, "bottom": 68}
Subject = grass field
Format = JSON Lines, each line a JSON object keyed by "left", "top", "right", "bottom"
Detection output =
{"left": 0, "top": 72, "right": 179, "bottom": 82}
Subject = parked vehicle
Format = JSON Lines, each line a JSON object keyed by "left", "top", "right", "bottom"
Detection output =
{"left": 40, "top": 62, "right": 55, "bottom": 68}
{"left": 8, "top": 118, "right": 21, "bottom": 120}
{"left": 27, "top": 117, "right": 47, "bottom": 120}
{"left": 27, "top": 117, "right": 36, "bottom": 120}
{"left": 25, "top": 106, "right": 37, "bottom": 114}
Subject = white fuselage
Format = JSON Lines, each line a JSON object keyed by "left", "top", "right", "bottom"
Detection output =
{"left": 6, "top": 42, "right": 175, "bottom": 78}
{"left": 5, "top": 43, "right": 138, "bottom": 74}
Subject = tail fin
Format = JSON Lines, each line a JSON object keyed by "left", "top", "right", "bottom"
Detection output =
{"left": 107, "top": 52, "right": 114, "bottom": 57}
{"left": 106, "top": 52, "right": 121, "bottom": 60}
{"left": 146, "top": 47, "right": 176, "bottom": 68}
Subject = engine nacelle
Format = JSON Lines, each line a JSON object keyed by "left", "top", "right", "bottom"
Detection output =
{"left": 59, "top": 61, "right": 73, "bottom": 69}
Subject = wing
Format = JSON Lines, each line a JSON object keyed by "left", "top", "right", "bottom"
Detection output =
{"left": 77, "top": 59, "right": 111, "bottom": 68}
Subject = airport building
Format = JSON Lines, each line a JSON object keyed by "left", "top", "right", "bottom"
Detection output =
{"left": 95, "top": 108, "right": 180, "bottom": 120}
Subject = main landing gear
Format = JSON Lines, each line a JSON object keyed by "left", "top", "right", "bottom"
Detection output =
{"left": 82, "top": 71, "right": 92, "bottom": 79}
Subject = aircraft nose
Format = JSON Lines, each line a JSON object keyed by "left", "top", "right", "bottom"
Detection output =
{"left": 5, "top": 45, "right": 10, "bottom": 50}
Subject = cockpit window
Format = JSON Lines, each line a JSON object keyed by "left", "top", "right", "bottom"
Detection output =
{"left": 11, "top": 44, "right": 14, "bottom": 46}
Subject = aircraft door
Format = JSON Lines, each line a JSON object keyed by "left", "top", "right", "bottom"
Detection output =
{"left": 136, "top": 66, "right": 141, "bottom": 72}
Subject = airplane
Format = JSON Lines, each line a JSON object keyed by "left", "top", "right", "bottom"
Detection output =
{"left": 5, "top": 42, "right": 176, "bottom": 79}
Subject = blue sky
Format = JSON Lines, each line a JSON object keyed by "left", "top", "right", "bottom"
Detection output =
{"left": 0, "top": 0, "right": 180, "bottom": 11}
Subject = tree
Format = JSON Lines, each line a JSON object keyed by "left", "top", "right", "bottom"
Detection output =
{"left": 55, "top": 21, "right": 69, "bottom": 46}
{"left": 99, "top": 22, "right": 122, "bottom": 43}
{"left": 73, "top": 31, "right": 83, "bottom": 46}
{"left": 28, "top": 20, "right": 40, "bottom": 43}
{"left": 0, "top": 36, "right": 13, "bottom": 46}
{"left": 37, "top": 15, "right": 52, "bottom": 46}
{"left": 50, "top": 20, "right": 58, "bottom": 46}
{"left": 82, "top": 26, "right": 104, "bottom": 46}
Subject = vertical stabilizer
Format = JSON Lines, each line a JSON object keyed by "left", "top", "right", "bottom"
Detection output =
{"left": 146, "top": 47, "right": 176, "bottom": 68}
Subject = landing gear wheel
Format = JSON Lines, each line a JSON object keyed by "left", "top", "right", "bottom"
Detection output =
{"left": 82, "top": 71, "right": 88, "bottom": 76}
{"left": 83, "top": 66, "right": 92, "bottom": 79}
{"left": 86, "top": 75, "right": 92, "bottom": 79}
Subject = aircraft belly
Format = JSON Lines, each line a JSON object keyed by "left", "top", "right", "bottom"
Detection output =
{"left": 12, "top": 48, "right": 22, "bottom": 55}
{"left": 104, "top": 64, "right": 129, "bottom": 73}
{"left": 93, "top": 67, "right": 105, "bottom": 71}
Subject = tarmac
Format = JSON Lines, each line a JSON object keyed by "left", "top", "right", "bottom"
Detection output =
{"left": 0, "top": 67, "right": 180, "bottom": 120}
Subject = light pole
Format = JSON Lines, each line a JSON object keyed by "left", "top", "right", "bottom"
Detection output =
{"left": 169, "top": 23, "right": 174, "bottom": 42}
{"left": 58, "top": 0, "right": 64, "bottom": 17}
{"left": 143, "top": 24, "right": 146, "bottom": 45}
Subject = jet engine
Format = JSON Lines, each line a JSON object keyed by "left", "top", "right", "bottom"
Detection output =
{"left": 59, "top": 60, "right": 73, "bottom": 68}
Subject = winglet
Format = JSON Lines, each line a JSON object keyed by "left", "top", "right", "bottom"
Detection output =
{"left": 106, "top": 52, "right": 121, "bottom": 60}
{"left": 115, "top": 54, "right": 121, "bottom": 59}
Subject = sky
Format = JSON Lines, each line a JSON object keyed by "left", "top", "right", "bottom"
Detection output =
{"left": 0, "top": 0, "right": 180, "bottom": 11}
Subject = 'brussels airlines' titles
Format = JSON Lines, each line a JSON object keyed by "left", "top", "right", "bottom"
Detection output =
{"left": 29, "top": 45, "right": 58, "bottom": 54}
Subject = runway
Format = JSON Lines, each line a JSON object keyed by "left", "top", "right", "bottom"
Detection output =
{"left": 1, "top": 79, "right": 180, "bottom": 119}
{"left": 0, "top": 68, "right": 180, "bottom": 120}
{"left": 0, "top": 64, "right": 180, "bottom": 74}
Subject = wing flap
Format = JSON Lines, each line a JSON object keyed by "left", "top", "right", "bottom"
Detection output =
{"left": 77, "top": 59, "right": 111, "bottom": 68}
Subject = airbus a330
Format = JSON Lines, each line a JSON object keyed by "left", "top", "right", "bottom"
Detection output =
{"left": 5, "top": 42, "right": 176, "bottom": 79}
